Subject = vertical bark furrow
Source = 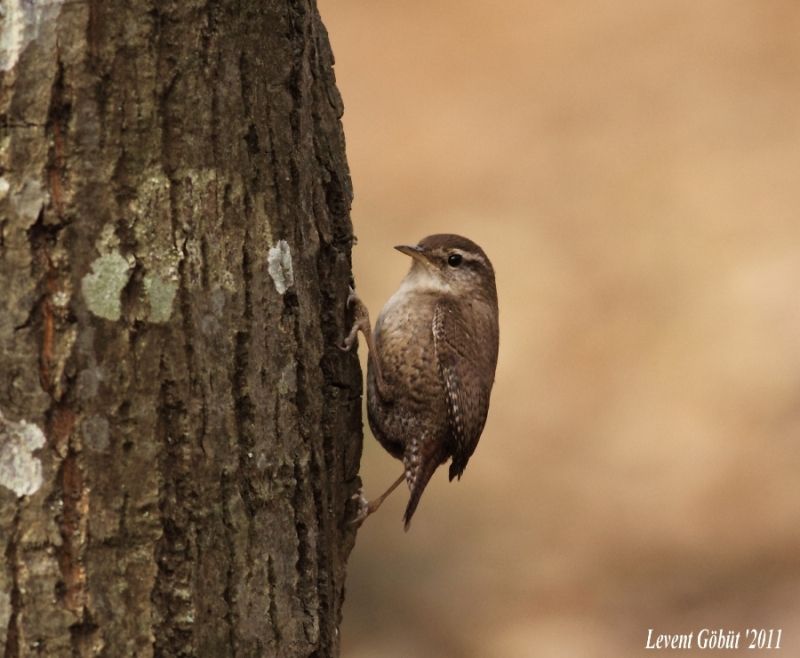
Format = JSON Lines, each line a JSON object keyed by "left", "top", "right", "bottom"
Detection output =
{"left": 153, "top": 367, "right": 196, "bottom": 657}
{"left": 218, "top": 471, "right": 238, "bottom": 656}
{"left": 3, "top": 507, "right": 21, "bottom": 658}
{"left": 266, "top": 556, "right": 281, "bottom": 647}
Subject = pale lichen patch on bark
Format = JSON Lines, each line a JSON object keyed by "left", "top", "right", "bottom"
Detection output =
{"left": 0, "top": 589, "right": 10, "bottom": 641}
{"left": 143, "top": 274, "right": 178, "bottom": 323}
{"left": 130, "top": 171, "right": 182, "bottom": 269}
{"left": 129, "top": 170, "right": 185, "bottom": 323}
{"left": 0, "top": 0, "right": 66, "bottom": 71}
{"left": 0, "top": 409, "right": 46, "bottom": 497}
{"left": 9, "top": 178, "right": 48, "bottom": 225}
{"left": 268, "top": 239, "right": 294, "bottom": 295}
{"left": 81, "top": 251, "right": 133, "bottom": 321}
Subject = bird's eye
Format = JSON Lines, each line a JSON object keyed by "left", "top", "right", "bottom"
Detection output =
{"left": 447, "top": 253, "right": 463, "bottom": 267}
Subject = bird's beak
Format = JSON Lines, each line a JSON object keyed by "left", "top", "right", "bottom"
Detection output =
{"left": 394, "top": 244, "right": 426, "bottom": 261}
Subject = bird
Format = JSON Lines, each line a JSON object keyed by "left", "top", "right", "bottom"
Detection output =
{"left": 341, "top": 234, "right": 499, "bottom": 529}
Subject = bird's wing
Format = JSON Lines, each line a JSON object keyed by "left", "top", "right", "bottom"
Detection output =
{"left": 433, "top": 300, "right": 492, "bottom": 481}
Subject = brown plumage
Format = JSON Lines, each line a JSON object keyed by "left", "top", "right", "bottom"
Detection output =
{"left": 342, "top": 234, "right": 499, "bottom": 529}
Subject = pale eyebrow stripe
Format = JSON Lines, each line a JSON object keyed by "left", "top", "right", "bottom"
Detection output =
{"left": 458, "top": 250, "right": 487, "bottom": 267}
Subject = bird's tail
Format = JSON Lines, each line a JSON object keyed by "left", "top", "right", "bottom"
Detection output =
{"left": 402, "top": 449, "right": 445, "bottom": 531}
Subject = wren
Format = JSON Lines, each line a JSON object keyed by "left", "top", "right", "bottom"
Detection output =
{"left": 342, "top": 234, "right": 499, "bottom": 529}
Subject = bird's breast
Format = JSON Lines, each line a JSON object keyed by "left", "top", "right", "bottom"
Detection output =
{"left": 372, "top": 287, "right": 440, "bottom": 405}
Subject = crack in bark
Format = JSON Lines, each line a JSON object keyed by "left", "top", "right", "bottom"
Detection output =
{"left": 3, "top": 505, "right": 22, "bottom": 658}
{"left": 233, "top": 227, "right": 257, "bottom": 519}
{"left": 52, "top": 407, "right": 87, "bottom": 616}
{"left": 45, "top": 57, "right": 70, "bottom": 224}
{"left": 26, "top": 43, "right": 95, "bottom": 657}
{"left": 152, "top": 360, "right": 197, "bottom": 657}
{"left": 266, "top": 556, "right": 281, "bottom": 646}
{"left": 219, "top": 472, "right": 238, "bottom": 657}
{"left": 292, "top": 460, "right": 318, "bottom": 642}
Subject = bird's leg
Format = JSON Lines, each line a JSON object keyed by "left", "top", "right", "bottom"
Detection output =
{"left": 339, "top": 287, "right": 391, "bottom": 400}
{"left": 350, "top": 472, "right": 406, "bottom": 526}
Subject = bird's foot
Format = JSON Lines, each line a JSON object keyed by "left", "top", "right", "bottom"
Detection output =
{"left": 349, "top": 488, "right": 373, "bottom": 526}
{"left": 348, "top": 473, "right": 406, "bottom": 527}
{"left": 345, "top": 285, "right": 358, "bottom": 309}
{"left": 339, "top": 287, "right": 371, "bottom": 352}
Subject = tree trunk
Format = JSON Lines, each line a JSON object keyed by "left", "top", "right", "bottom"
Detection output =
{"left": 0, "top": 1, "right": 361, "bottom": 656}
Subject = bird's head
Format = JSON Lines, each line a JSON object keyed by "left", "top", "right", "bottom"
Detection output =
{"left": 394, "top": 234, "right": 496, "bottom": 303}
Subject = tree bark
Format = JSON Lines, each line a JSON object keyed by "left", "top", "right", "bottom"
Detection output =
{"left": 0, "top": 1, "right": 361, "bottom": 656}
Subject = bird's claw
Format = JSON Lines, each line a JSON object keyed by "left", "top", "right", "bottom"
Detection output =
{"left": 340, "top": 286, "right": 367, "bottom": 352}
{"left": 339, "top": 326, "right": 359, "bottom": 352}
{"left": 346, "top": 285, "right": 357, "bottom": 308}
{"left": 349, "top": 489, "right": 371, "bottom": 526}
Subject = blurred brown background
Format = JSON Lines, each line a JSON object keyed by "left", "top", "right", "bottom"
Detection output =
{"left": 318, "top": 1, "right": 800, "bottom": 656}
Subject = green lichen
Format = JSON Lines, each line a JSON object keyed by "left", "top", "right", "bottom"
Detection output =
{"left": 130, "top": 170, "right": 184, "bottom": 323}
{"left": 144, "top": 274, "right": 178, "bottom": 323}
{"left": 81, "top": 251, "right": 132, "bottom": 321}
